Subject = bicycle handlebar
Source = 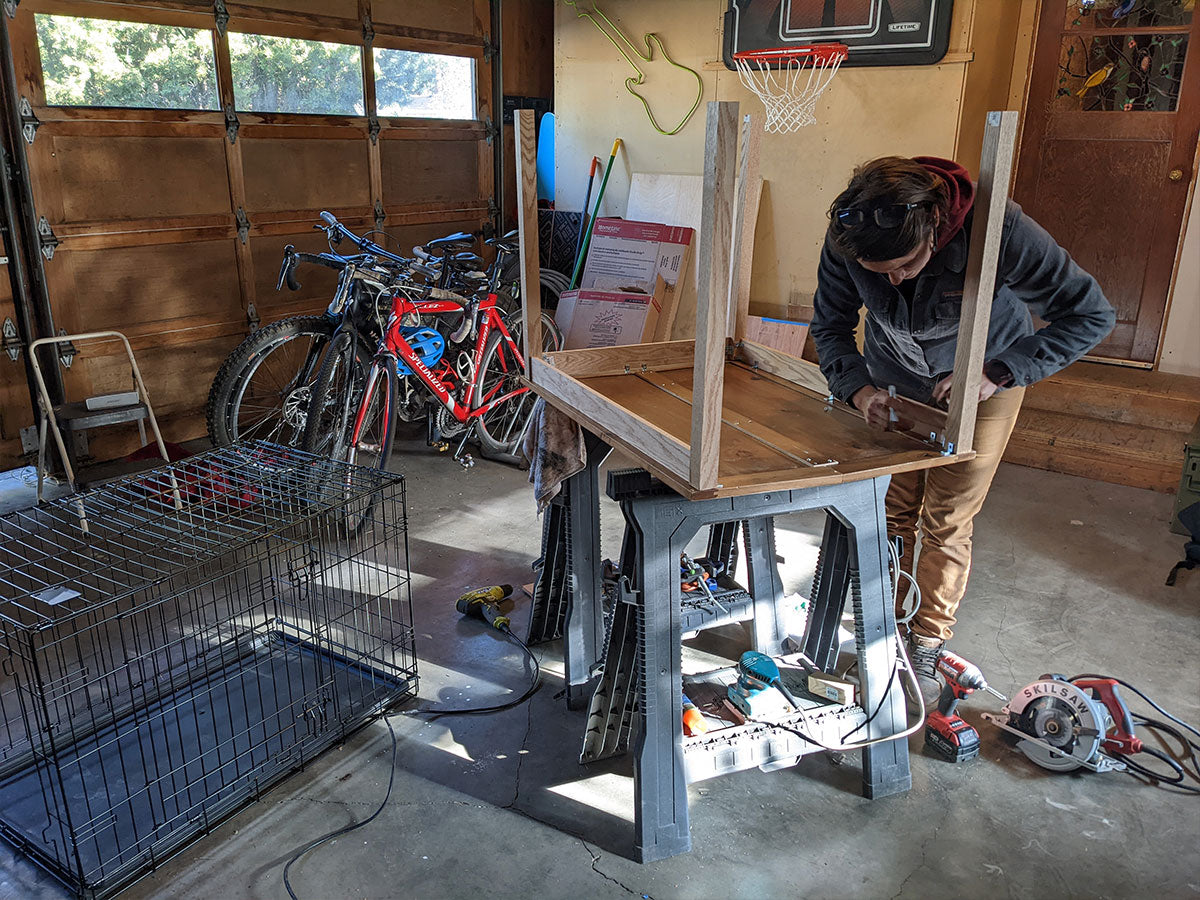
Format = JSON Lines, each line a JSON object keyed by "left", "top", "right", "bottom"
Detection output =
{"left": 317, "top": 210, "right": 409, "bottom": 266}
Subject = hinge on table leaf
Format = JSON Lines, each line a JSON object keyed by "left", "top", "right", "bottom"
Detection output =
{"left": 37, "top": 216, "right": 58, "bottom": 260}
{"left": 213, "top": 0, "right": 229, "bottom": 36}
{"left": 18, "top": 97, "right": 39, "bottom": 144}
{"left": 235, "top": 207, "right": 250, "bottom": 244}
{"left": 2, "top": 317, "right": 21, "bottom": 362}
{"left": 224, "top": 104, "right": 239, "bottom": 144}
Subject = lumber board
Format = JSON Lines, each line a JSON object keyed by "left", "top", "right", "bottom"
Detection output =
{"left": 728, "top": 114, "right": 762, "bottom": 340}
{"left": 742, "top": 315, "right": 807, "bottom": 358}
{"left": 529, "top": 358, "right": 690, "bottom": 481}
{"left": 946, "top": 110, "right": 1019, "bottom": 453}
{"left": 690, "top": 101, "right": 738, "bottom": 490}
{"left": 734, "top": 339, "right": 828, "bottom": 395}
{"left": 516, "top": 110, "right": 542, "bottom": 376}
{"left": 541, "top": 340, "right": 696, "bottom": 378}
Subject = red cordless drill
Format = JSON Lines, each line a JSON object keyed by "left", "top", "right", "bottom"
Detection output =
{"left": 924, "top": 651, "right": 1006, "bottom": 762}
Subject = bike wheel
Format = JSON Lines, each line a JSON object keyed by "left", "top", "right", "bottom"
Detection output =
{"left": 206, "top": 315, "right": 336, "bottom": 447}
{"left": 301, "top": 331, "right": 370, "bottom": 459}
{"left": 473, "top": 315, "right": 559, "bottom": 459}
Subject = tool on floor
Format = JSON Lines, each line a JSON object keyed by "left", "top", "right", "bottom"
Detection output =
{"left": 982, "top": 675, "right": 1139, "bottom": 773}
{"left": 455, "top": 584, "right": 514, "bottom": 633}
{"left": 924, "top": 651, "right": 1006, "bottom": 762}
{"left": 568, "top": 137, "right": 622, "bottom": 289}
{"left": 682, "top": 692, "right": 707, "bottom": 736}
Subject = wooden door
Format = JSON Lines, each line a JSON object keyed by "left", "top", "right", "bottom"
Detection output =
{"left": 1014, "top": 0, "right": 1200, "bottom": 364}
{"left": 1, "top": 0, "right": 493, "bottom": 468}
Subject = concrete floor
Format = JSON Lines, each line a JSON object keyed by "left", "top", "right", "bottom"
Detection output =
{"left": 2, "top": 449, "right": 1198, "bottom": 900}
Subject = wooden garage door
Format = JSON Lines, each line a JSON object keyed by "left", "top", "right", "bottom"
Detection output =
{"left": 1, "top": 0, "right": 493, "bottom": 466}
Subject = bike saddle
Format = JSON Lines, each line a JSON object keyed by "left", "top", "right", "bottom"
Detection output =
{"left": 426, "top": 232, "right": 474, "bottom": 251}
{"left": 485, "top": 229, "right": 518, "bottom": 246}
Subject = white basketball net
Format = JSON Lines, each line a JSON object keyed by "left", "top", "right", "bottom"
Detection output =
{"left": 734, "top": 50, "right": 846, "bottom": 133}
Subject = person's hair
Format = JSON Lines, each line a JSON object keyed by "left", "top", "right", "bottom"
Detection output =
{"left": 827, "top": 157, "right": 950, "bottom": 262}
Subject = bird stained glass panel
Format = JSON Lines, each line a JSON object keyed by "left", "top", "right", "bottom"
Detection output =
{"left": 1054, "top": 32, "right": 1189, "bottom": 110}
{"left": 1067, "top": 0, "right": 1194, "bottom": 30}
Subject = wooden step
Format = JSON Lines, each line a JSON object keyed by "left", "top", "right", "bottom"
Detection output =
{"left": 1005, "top": 408, "right": 1189, "bottom": 492}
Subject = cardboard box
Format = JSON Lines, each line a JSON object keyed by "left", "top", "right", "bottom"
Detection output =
{"left": 556, "top": 284, "right": 664, "bottom": 350}
{"left": 581, "top": 218, "right": 693, "bottom": 341}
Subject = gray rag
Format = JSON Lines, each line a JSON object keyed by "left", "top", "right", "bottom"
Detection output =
{"left": 522, "top": 397, "right": 585, "bottom": 512}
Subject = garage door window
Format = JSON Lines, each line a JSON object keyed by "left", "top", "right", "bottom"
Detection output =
{"left": 34, "top": 14, "right": 219, "bottom": 109}
{"left": 229, "top": 33, "right": 364, "bottom": 115}
{"left": 373, "top": 48, "right": 475, "bottom": 119}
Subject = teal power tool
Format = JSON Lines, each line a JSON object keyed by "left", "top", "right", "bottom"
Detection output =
{"left": 728, "top": 651, "right": 801, "bottom": 717}
{"left": 455, "top": 584, "right": 513, "bottom": 632}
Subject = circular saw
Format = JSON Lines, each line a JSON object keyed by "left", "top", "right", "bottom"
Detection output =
{"left": 981, "top": 675, "right": 1142, "bottom": 773}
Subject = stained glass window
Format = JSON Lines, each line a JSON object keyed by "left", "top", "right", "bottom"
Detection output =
{"left": 1055, "top": 31, "right": 1188, "bottom": 111}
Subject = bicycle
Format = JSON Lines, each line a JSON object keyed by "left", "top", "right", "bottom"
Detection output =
{"left": 305, "top": 230, "right": 557, "bottom": 495}
{"left": 205, "top": 215, "right": 551, "bottom": 448}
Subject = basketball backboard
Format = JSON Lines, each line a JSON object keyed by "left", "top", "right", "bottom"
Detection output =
{"left": 723, "top": 0, "right": 954, "bottom": 68}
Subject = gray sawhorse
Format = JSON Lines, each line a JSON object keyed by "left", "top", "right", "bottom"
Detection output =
{"left": 561, "top": 460, "right": 911, "bottom": 863}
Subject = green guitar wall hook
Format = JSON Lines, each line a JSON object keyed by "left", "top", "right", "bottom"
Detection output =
{"left": 563, "top": 0, "right": 704, "bottom": 136}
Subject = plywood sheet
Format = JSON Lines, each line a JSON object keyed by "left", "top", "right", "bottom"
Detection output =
{"left": 242, "top": 138, "right": 370, "bottom": 212}
{"left": 626, "top": 173, "right": 702, "bottom": 338}
{"left": 50, "top": 135, "right": 229, "bottom": 222}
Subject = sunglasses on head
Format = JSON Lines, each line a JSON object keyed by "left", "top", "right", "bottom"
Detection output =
{"left": 834, "top": 202, "right": 926, "bottom": 230}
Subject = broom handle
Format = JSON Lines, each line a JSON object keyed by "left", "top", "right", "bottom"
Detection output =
{"left": 573, "top": 156, "right": 601, "bottom": 270}
{"left": 569, "top": 139, "right": 621, "bottom": 290}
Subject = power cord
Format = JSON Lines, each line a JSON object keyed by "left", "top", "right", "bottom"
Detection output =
{"left": 1067, "top": 673, "right": 1200, "bottom": 795}
{"left": 282, "top": 630, "right": 542, "bottom": 899}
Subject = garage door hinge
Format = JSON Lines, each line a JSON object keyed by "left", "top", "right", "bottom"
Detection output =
{"left": 37, "top": 216, "right": 58, "bottom": 260}
{"left": 361, "top": 12, "right": 374, "bottom": 46}
{"left": 235, "top": 207, "right": 250, "bottom": 244}
{"left": 19, "top": 97, "right": 39, "bottom": 144}
{"left": 373, "top": 200, "right": 385, "bottom": 232}
{"left": 55, "top": 329, "right": 77, "bottom": 368}
{"left": 483, "top": 116, "right": 498, "bottom": 145}
{"left": 246, "top": 301, "right": 260, "bottom": 331}
{"left": 368, "top": 113, "right": 380, "bottom": 144}
{"left": 224, "top": 104, "right": 239, "bottom": 144}
{"left": 213, "top": 0, "right": 229, "bottom": 36}
{"left": 2, "top": 317, "right": 21, "bottom": 362}
{"left": 3, "top": 1, "right": 19, "bottom": 20}
{"left": 483, "top": 39, "right": 498, "bottom": 63}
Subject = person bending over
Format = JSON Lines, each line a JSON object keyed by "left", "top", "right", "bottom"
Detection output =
{"left": 810, "top": 156, "right": 1114, "bottom": 702}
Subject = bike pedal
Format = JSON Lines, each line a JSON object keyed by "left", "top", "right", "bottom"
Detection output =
{"left": 456, "top": 455, "right": 474, "bottom": 469}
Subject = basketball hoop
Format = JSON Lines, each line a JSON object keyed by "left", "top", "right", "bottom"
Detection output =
{"left": 732, "top": 43, "right": 849, "bottom": 133}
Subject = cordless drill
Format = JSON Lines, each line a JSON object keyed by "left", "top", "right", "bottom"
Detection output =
{"left": 455, "top": 585, "right": 513, "bottom": 633}
{"left": 924, "top": 651, "right": 1006, "bottom": 762}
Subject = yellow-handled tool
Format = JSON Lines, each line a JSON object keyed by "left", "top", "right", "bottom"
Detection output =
{"left": 455, "top": 585, "right": 513, "bottom": 632}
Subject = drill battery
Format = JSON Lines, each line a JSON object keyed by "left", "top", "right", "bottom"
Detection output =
{"left": 925, "top": 710, "right": 981, "bottom": 762}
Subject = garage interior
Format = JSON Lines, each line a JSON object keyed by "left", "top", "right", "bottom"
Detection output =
{"left": 0, "top": 1, "right": 1198, "bottom": 898}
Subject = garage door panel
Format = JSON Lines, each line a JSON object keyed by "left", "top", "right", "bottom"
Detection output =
{"left": 233, "top": 0, "right": 359, "bottom": 20}
{"left": 48, "top": 241, "right": 243, "bottom": 335}
{"left": 242, "top": 138, "right": 370, "bottom": 213}
{"left": 250, "top": 230, "right": 341, "bottom": 312}
{"left": 381, "top": 139, "right": 480, "bottom": 205}
{"left": 48, "top": 134, "right": 230, "bottom": 223}
{"left": 373, "top": 0, "right": 480, "bottom": 37}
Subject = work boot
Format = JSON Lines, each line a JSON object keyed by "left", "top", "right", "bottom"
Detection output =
{"left": 903, "top": 633, "right": 944, "bottom": 712}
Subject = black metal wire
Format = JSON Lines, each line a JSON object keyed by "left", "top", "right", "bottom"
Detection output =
{"left": 402, "top": 630, "right": 542, "bottom": 717}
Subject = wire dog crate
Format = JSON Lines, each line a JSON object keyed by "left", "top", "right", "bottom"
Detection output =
{"left": 0, "top": 442, "right": 416, "bottom": 897}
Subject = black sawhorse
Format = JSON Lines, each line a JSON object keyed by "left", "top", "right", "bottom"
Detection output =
{"left": 548, "top": 438, "right": 910, "bottom": 863}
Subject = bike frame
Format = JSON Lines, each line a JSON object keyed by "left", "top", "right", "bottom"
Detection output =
{"left": 350, "top": 290, "right": 529, "bottom": 446}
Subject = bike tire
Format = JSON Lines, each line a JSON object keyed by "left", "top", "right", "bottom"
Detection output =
{"left": 473, "top": 313, "right": 560, "bottom": 460}
{"left": 301, "top": 330, "right": 371, "bottom": 459}
{"left": 336, "top": 356, "right": 398, "bottom": 536}
{"left": 206, "top": 315, "right": 337, "bottom": 447}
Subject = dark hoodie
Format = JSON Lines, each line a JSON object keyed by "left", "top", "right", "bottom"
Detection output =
{"left": 809, "top": 159, "right": 1116, "bottom": 405}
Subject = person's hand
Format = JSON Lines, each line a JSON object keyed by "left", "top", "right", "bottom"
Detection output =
{"left": 931, "top": 370, "right": 1000, "bottom": 405}
{"left": 851, "top": 385, "right": 893, "bottom": 431}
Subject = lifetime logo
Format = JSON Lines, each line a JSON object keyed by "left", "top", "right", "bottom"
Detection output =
{"left": 888, "top": 21, "right": 921, "bottom": 32}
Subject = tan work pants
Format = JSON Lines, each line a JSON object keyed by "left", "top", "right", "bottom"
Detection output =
{"left": 887, "top": 386, "right": 1025, "bottom": 642}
